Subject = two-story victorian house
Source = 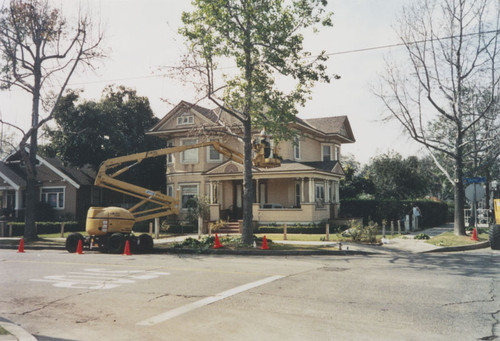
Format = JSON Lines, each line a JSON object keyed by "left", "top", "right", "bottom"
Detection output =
{"left": 148, "top": 101, "right": 355, "bottom": 226}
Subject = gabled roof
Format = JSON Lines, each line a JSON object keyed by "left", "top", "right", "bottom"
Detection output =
{"left": 44, "top": 157, "right": 95, "bottom": 186}
{"left": 0, "top": 162, "right": 26, "bottom": 189}
{"left": 1, "top": 150, "right": 95, "bottom": 189}
{"left": 150, "top": 101, "right": 356, "bottom": 144}
{"left": 295, "top": 116, "right": 356, "bottom": 143}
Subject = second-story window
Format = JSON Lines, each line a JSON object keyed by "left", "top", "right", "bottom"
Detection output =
{"left": 335, "top": 146, "right": 340, "bottom": 160}
{"left": 207, "top": 139, "right": 223, "bottom": 162}
{"left": 294, "top": 137, "right": 301, "bottom": 160}
{"left": 181, "top": 138, "right": 198, "bottom": 163}
{"left": 322, "top": 144, "right": 332, "bottom": 161}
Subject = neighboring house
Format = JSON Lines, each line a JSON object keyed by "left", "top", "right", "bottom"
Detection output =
{"left": 0, "top": 151, "right": 96, "bottom": 222}
{"left": 148, "top": 100, "right": 356, "bottom": 225}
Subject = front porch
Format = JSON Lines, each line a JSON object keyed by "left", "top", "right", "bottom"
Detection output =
{"left": 252, "top": 202, "right": 333, "bottom": 224}
{"left": 205, "top": 176, "right": 340, "bottom": 225}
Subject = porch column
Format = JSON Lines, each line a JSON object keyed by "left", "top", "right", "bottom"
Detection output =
{"left": 324, "top": 179, "right": 327, "bottom": 201}
{"left": 255, "top": 179, "right": 260, "bottom": 203}
{"left": 301, "top": 178, "right": 305, "bottom": 204}
{"left": 209, "top": 181, "right": 214, "bottom": 204}
{"left": 15, "top": 190, "right": 21, "bottom": 211}
{"left": 217, "top": 181, "right": 221, "bottom": 204}
{"left": 309, "top": 178, "right": 314, "bottom": 203}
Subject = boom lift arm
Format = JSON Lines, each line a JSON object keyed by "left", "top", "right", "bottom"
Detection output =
{"left": 94, "top": 140, "right": 279, "bottom": 222}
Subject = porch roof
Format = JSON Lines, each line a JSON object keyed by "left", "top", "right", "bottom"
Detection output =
{"left": 204, "top": 159, "right": 344, "bottom": 180}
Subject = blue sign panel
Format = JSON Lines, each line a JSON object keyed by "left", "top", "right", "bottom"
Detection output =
{"left": 464, "top": 177, "right": 486, "bottom": 184}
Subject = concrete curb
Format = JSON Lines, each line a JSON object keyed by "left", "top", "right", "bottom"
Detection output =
{"left": 0, "top": 240, "right": 492, "bottom": 254}
{"left": 152, "top": 247, "right": 375, "bottom": 256}
{"left": 0, "top": 320, "right": 37, "bottom": 341}
{"left": 422, "top": 241, "right": 490, "bottom": 253}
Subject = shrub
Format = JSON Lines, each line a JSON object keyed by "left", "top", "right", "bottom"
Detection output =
{"left": 414, "top": 233, "right": 430, "bottom": 240}
{"left": 340, "top": 220, "right": 379, "bottom": 243}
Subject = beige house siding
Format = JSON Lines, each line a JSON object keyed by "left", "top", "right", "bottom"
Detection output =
{"left": 148, "top": 101, "right": 355, "bottom": 225}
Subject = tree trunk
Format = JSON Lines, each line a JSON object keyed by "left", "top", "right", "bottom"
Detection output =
{"left": 453, "top": 146, "right": 466, "bottom": 236}
{"left": 24, "top": 58, "right": 41, "bottom": 242}
{"left": 241, "top": 118, "right": 254, "bottom": 245}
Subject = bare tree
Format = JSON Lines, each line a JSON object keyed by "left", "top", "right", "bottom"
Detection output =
{"left": 0, "top": 0, "right": 103, "bottom": 241}
{"left": 375, "top": 0, "right": 500, "bottom": 235}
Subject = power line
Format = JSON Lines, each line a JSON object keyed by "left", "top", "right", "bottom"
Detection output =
{"left": 326, "top": 29, "right": 500, "bottom": 56}
{"left": 4, "top": 29, "right": 500, "bottom": 89}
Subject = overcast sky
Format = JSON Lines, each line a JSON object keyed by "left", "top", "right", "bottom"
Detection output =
{"left": 0, "top": 0, "right": 420, "bottom": 164}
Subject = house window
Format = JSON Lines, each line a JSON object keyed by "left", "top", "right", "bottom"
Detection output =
{"left": 335, "top": 146, "right": 340, "bottom": 160}
{"left": 207, "top": 139, "right": 223, "bottom": 162}
{"left": 294, "top": 137, "right": 301, "bottom": 160}
{"left": 322, "top": 145, "right": 332, "bottom": 161}
{"left": 167, "top": 184, "right": 174, "bottom": 197}
{"left": 295, "top": 183, "right": 301, "bottom": 207}
{"left": 167, "top": 140, "right": 174, "bottom": 164}
{"left": 180, "top": 184, "right": 198, "bottom": 209}
{"left": 177, "top": 115, "right": 194, "bottom": 126}
{"left": 181, "top": 138, "right": 198, "bottom": 163}
{"left": 41, "top": 187, "right": 65, "bottom": 209}
{"left": 315, "top": 183, "right": 325, "bottom": 207}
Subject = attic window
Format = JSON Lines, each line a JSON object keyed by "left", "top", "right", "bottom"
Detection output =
{"left": 177, "top": 115, "right": 194, "bottom": 125}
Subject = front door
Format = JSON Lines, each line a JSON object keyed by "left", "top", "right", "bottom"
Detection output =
{"left": 232, "top": 181, "right": 243, "bottom": 220}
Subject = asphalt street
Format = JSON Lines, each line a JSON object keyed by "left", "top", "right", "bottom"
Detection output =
{"left": 0, "top": 245, "right": 498, "bottom": 341}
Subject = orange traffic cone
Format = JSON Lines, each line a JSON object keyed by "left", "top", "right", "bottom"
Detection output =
{"left": 214, "top": 234, "right": 222, "bottom": 249}
{"left": 17, "top": 238, "right": 25, "bottom": 253}
{"left": 76, "top": 239, "right": 83, "bottom": 254}
{"left": 123, "top": 240, "right": 132, "bottom": 256}
{"left": 471, "top": 228, "right": 479, "bottom": 241}
{"left": 261, "top": 236, "right": 269, "bottom": 250}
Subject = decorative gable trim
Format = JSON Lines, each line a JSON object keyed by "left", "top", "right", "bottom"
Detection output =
{"left": 205, "top": 160, "right": 243, "bottom": 175}
{"left": 149, "top": 101, "right": 219, "bottom": 133}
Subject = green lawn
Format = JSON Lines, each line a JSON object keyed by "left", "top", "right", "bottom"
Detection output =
{"left": 426, "top": 231, "right": 489, "bottom": 247}
{"left": 255, "top": 233, "right": 397, "bottom": 242}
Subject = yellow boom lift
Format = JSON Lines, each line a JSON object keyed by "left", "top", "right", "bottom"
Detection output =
{"left": 65, "top": 139, "right": 280, "bottom": 253}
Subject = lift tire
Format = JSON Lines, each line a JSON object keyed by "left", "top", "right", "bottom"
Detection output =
{"left": 128, "top": 235, "right": 138, "bottom": 253}
{"left": 138, "top": 234, "right": 154, "bottom": 253}
{"left": 490, "top": 224, "right": 500, "bottom": 250}
{"left": 66, "top": 233, "right": 84, "bottom": 253}
{"left": 108, "top": 233, "right": 126, "bottom": 254}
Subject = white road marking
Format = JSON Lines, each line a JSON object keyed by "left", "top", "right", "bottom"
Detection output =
{"left": 137, "top": 275, "right": 284, "bottom": 326}
{"left": 30, "top": 268, "right": 170, "bottom": 290}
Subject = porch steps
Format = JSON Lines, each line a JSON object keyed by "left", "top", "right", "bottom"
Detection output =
{"left": 216, "top": 221, "right": 240, "bottom": 234}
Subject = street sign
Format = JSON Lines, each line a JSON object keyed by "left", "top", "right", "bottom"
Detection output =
{"left": 465, "top": 184, "right": 486, "bottom": 202}
{"left": 464, "top": 177, "right": 486, "bottom": 184}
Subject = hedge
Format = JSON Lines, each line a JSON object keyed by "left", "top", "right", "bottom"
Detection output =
{"left": 132, "top": 220, "right": 196, "bottom": 234}
{"left": 339, "top": 199, "right": 448, "bottom": 228}
{"left": 258, "top": 222, "right": 345, "bottom": 235}
{"left": 1, "top": 222, "right": 82, "bottom": 237}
